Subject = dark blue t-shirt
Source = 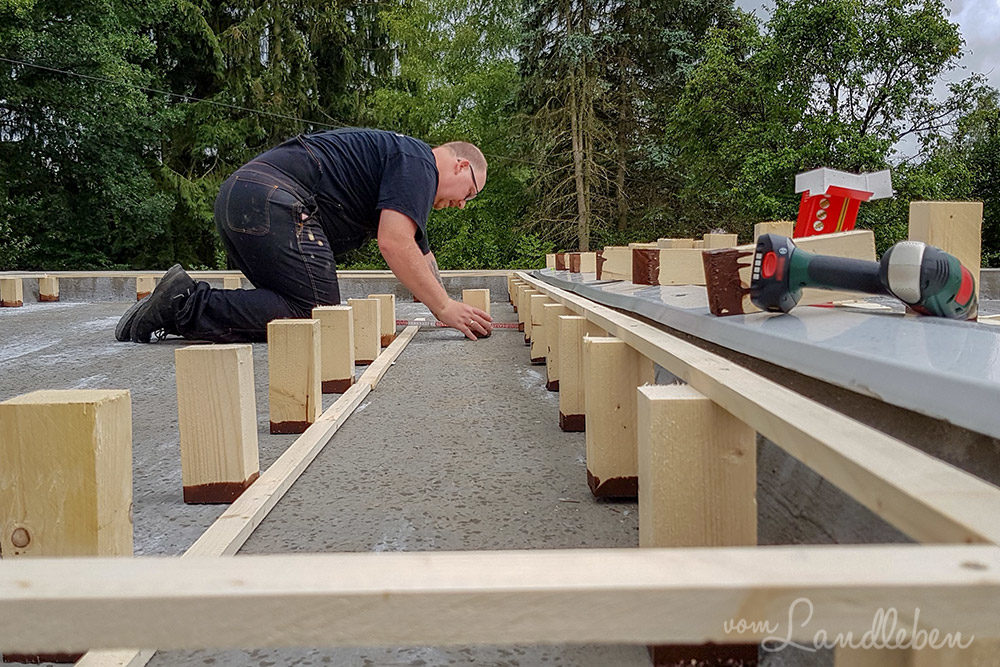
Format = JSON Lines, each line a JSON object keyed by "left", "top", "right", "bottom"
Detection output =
{"left": 256, "top": 128, "right": 437, "bottom": 256}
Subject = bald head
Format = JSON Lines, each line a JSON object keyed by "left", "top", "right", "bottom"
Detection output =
{"left": 437, "top": 141, "right": 487, "bottom": 179}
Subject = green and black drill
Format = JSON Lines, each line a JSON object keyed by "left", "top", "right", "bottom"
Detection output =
{"left": 750, "top": 234, "right": 978, "bottom": 320}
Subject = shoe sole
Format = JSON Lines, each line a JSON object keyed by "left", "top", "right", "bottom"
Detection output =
{"left": 115, "top": 296, "right": 149, "bottom": 342}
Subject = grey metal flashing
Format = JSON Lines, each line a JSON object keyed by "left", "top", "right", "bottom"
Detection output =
{"left": 532, "top": 269, "right": 1000, "bottom": 440}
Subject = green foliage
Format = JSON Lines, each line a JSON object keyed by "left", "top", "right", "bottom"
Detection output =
{"left": 1, "top": 0, "right": 996, "bottom": 272}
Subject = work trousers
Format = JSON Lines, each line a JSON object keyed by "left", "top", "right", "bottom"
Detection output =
{"left": 175, "top": 162, "right": 341, "bottom": 342}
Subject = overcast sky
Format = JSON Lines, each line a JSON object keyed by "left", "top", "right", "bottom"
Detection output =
{"left": 735, "top": 0, "right": 1000, "bottom": 92}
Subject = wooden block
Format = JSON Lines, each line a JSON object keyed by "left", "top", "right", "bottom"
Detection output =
{"left": 38, "top": 276, "right": 59, "bottom": 302}
{"left": 909, "top": 201, "right": 983, "bottom": 301}
{"left": 347, "top": 298, "right": 381, "bottom": 364}
{"left": 554, "top": 253, "right": 568, "bottom": 271}
{"left": 582, "top": 336, "right": 655, "bottom": 497}
{"left": 692, "top": 240, "right": 704, "bottom": 248}
{"left": 267, "top": 319, "right": 322, "bottom": 434}
{"left": 656, "top": 238, "right": 695, "bottom": 249}
{"left": 175, "top": 345, "right": 260, "bottom": 504}
{"left": 628, "top": 242, "right": 658, "bottom": 249}
{"left": 545, "top": 253, "right": 556, "bottom": 269}
{"left": 223, "top": 276, "right": 242, "bottom": 290}
{"left": 569, "top": 251, "right": 597, "bottom": 273}
{"left": 703, "top": 233, "right": 738, "bottom": 249}
{"left": 0, "top": 390, "right": 133, "bottom": 557}
{"left": 597, "top": 246, "right": 632, "bottom": 281}
{"left": 543, "top": 303, "right": 571, "bottom": 390}
{"left": 633, "top": 248, "right": 706, "bottom": 286}
{"left": 136, "top": 275, "right": 156, "bottom": 300}
{"left": 754, "top": 220, "right": 794, "bottom": 242}
{"left": 529, "top": 294, "right": 551, "bottom": 364}
{"left": 557, "top": 316, "right": 604, "bottom": 431}
{"left": 1, "top": 277, "right": 23, "bottom": 307}
{"left": 368, "top": 293, "right": 397, "bottom": 347}
{"left": 312, "top": 306, "right": 356, "bottom": 394}
{"left": 637, "top": 385, "right": 756, "bottom": 548}
{"left": 519, "top": 288, "right": 540, "bottom": 344}
{"left": 462, "top": 289, "right": 490, "bottom": 318}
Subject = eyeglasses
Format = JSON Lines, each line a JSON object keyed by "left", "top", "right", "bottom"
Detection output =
{"left": 465, "top": 162, "right": 480, "bottom": 202}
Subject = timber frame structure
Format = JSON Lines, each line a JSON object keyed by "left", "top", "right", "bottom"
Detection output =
{"left": 1, "top": 268, "right": 999, "bottom": 665}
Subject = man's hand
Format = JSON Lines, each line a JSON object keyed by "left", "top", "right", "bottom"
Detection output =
{"left": 377, "top": 209, "right": 493, "bottom": 340}
{"left": 436, "top": 299, "right": 493, "bottom": 341}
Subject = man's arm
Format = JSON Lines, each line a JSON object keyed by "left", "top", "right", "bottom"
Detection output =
{"left": 377, "top": 209, "right": 492, "bottom": 340}
{"left": 425, "top": 251, "right": 444, "bottom": 287}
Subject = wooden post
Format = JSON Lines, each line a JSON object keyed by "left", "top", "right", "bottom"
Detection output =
{"left": 267, "top": 319, "right": 322, "bottom": 434}
{"left": 557, "top": 316, "right": 605, "bottom": 431}
{"left": 637, "top": 385, "right": 756, "bottom": 547}
{"left": 136, "top": 275, "right": 156, "bottom": 300}
{"left": 529, "top": 294, "right": 550, "bottom": 364}
{"left": 519, "top": 288, "right": 539, "bottom": 345}
{"left": 347, "top": 298, "right": 381, "bottom": 364}
{"left": 582, "top": 337, "right": 655, "bottom": 498}
{"left": 0, "top": 277, "right": 23, "bottom": 307}
{"left": 175, "top": 345, "right": 260, "bottom": 504}
{"left": 909, "top": 201, "right": 983, "bottom": 302}
{"left": 223, "top": 276, "right": 242, "bottom": 290}
{"left": 38, "top": 276, "right": 59, "bottom": 302}
{"left": 542, "top": 303, "right": 571, "bottom": 390}
{"left": 312, "top": 306, "right": 356, "bottom": 394}
{"left": 753, "top": 221, "right": 794, "bottom": 242}
{"left": 0, "top": 389, "right": 133, "bottom": 557}
{"left": 368, "top": 293, "right": 397, "bottom": 347}
{"left": 462, "top": 288, "right": 490, "bottom": 317}
{"left": 637, "top": 384, "right": 758, "bottom": 665}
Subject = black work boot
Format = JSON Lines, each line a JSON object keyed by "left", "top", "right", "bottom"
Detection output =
{"left": 124, "top": 264, "right": 196, "bottom": 343}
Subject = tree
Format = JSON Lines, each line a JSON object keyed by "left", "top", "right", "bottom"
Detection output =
{"left": 664, "top": 0, "right": 967, "bottom": 237}
{"left": 0, "top": 0, "right": 175, "bottom": 269}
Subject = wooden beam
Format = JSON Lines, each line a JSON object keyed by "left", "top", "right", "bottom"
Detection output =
{"left": 0, "top": 276, "right": 23, "bottom": 307}
{"left": 542, "top": 303, "right": 572, "bottom": 390}
{"left": 529, "top": 293, "right": 550, "bottom": 364}
{"left": 175, "top": 345, "right": 260, "bottom": 504}
{"left": 38, "top": 276, "right": 59, "bottom": 302}
{"left": 368, "top": 293, "right": 397, "bottom": 347}
{"left": 312, "top": 306, "right": 356, "bottom": 394}
{"left": 519, "top": 273, "right": 1000, "bottom": 544}
{"left": 347, "top": 298, "right": 381, "bottom": 364}
{"left": 908, "top": 201, "right": 983, "bottom": 303}
{"left": 74, "top": 328, "right": 419, "bottom": 667}
{"left": 267, "top": 319, "right": 322, "bottom": 434}
{"left": 0, "top": 390, "right": 132, "bottom": 557}
{"left": 136, "top": 275, "right": 156, "bottom": 300}
{"left": 582, "top": 336, "right": 655, "bottom": 497}
{"left": 5, "top": 545, "right": 1000, "bottom": 652}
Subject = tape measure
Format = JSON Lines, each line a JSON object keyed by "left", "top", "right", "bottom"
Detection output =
{"left": 396, "top": 319, "right": 522, "bottom": 330}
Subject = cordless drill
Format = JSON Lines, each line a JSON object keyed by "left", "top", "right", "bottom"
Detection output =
{"left": 750, "top": 234, "right": 978, "bottom": 320}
